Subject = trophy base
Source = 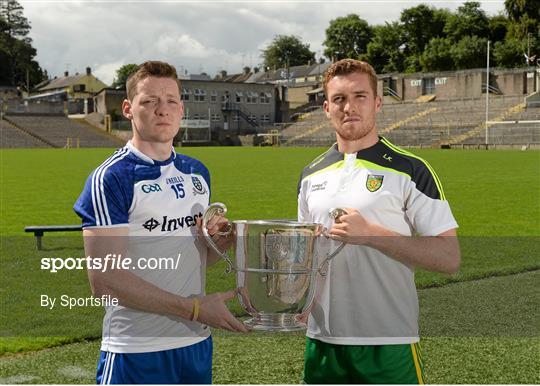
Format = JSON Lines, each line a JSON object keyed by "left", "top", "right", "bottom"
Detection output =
{"left": 244, "top": 313, "right": 306, "bottom": 331}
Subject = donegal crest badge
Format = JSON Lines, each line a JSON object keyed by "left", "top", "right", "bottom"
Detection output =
{"left": 191, "top": 176, "right": 207, "bottom": 195}
{"left": 366, "top": 175, "right": 384, "bottom": 192}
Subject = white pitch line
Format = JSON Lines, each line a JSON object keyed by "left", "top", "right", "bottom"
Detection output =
{"left": 0, "top": 375, "right": 40, "bottom": 384}
{"left": 57, "top": 365, "right": 94, "bottom": 379}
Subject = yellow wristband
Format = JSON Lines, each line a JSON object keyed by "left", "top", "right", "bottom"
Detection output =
{"left": 191, "top": 298, "right": 200, "bottom": 322}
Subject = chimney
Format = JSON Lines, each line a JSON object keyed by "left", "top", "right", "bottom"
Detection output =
{"left": 64, "top": 71, "right": 69, "bottom": 77}
{"left": 254, "top": 67, "right": 259, "bottom": 73}
{"left": 220, "top": 70, "right": 227, "bottom": 78}
{"left": 86, "top": 67, "right": 91, "bottom": 75}
{"left": 243, "top": 66, "right": 250, "bottom": 75}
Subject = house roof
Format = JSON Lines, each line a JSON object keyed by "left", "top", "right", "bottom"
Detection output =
{"left": 245, "top": 63, "right": 329, "bottom": 83}
{"left": 219, "top": 72, "right": 253, "bottom": 83}
{"left": 39, "top": 73, "right": 105, "bottom": 91}
{"left": 26, "top": 89, "right": 67, "bottom": 100}
{"left": 308, "top": 62, "right": 330, "bottom": 77}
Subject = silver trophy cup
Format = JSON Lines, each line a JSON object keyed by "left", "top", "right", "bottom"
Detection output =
{"left": 202, "top": 202, "right": 345, "bottom": 331}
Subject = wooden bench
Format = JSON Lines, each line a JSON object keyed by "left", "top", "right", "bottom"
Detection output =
{"left": 24, "top": 225, "right": 82, "bottom": 250}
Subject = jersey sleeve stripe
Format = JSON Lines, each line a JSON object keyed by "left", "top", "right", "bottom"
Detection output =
{"left": 92, "top": 148, "right": 130, "bottom": 226}
{"left": 380, "top": 137, "right": 447, "bottom": 200}
{"left": 303, "top": 160, "right": 344, "bottom": 180}
{"left": 90, "top": 169, "right": 103, "bottom": 227}
{"left": 93, "top": 149, "right": 123, "bottom": 226}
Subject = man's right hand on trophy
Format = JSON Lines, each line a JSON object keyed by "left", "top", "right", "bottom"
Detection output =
{"left": 294, "top": 306, "right": 312, "bottom": 327}
{"left": 197, "top": 289, "right": 249, "bottom": 333}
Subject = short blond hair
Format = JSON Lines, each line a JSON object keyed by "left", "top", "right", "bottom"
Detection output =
{"left": 126, "top": 61, "right": 180, "bottom": 101}
{"left": 323, "top": 59, "right": 378, "bottom": 97}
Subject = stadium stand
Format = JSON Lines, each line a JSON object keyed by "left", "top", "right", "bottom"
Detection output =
{"left": 3, "top": 115, "right": 124, "bottom": 148}
{"left": 279, "top": 95, "right": 539, "bottom": 148}
{"left": 0, "top": 118, "right": 50, "bottom": 148}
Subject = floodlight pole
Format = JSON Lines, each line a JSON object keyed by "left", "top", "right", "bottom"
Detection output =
{"left": 485, "top": 40, "right": 490, "bottom": 148}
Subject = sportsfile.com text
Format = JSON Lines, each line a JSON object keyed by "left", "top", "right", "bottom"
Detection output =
{"left": 41, "top": 254, "right": 182, "bottom": 273}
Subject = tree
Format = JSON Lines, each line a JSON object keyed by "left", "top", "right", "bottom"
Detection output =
{"left": 0, "top": 0, "right": 30, "bottom": 40}
{"left": 501, "top": 0, "right": 540, "bottom": 62}
{"left": 489, "top": 14, "right": 509, "bottom": 43}
{"left": 261, "top": 35, "right": 315, "bottom": 69}
{"left": 504, "top": 0, "right": 539, "bottom": 23}
{"left": 451, "top": 35, "right": 488, "bottom": 69}
{"left": 0, "top": 0, "right": 43, "bottom": 88}
{"left": 362, "top": 22, "right": 405, "bottom": 74}
{"left": 400, "top": 5, "right": 448, "bottom": 56}
{"left": 112, "top": 64, "right": 139, "bottom": 88}
{"left": 323, "top": 14, "right": 372, "bottom": 61}
{"left": 420, "top": 37, "right": 454, "bottom": 71}
{"left": 493, "top": 38, "right": 527, "bottom": 67}
{"left": 444, "top": 1, "right": 490, "bottom": 41}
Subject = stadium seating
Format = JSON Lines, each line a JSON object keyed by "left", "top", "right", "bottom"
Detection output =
{"left": 3, "top": 115, "right": 124, "bottom": 148}
{"left": 0, "top": 118, "right": 49, "bottom": 148}
{"left": 279, "top": 95, "right": 539, "bottom": 148}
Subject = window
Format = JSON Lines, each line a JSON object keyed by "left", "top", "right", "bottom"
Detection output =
{"left": 181, "top": 88, "right": 191, "bottom": 101}
{"left": 73, "top": 84, "right": 86, "bottom": 92}
{"left": 260, "top": 114, "right": 270, "bottom": 123}
{"left": 211, "top": 113, "right": 221, "bottom": 121}
{"left": 233, "top": 113, "right": 240, "bottom": 122}
{"left": 182, "top": 111, "right": 190, "bottom": 119}
{"left": 194, "top": 89, "right": 206, "bottom": 102}
{"left": 193, "top": 113, "right": 207, "bottom": 120}
{"left": 235, "top": 91, "right": 243, "bottom": 103}
{"left": 246, "top": 92, "right": 258, "bottom": 104}
{"left": 260, "top": 92, "right": 271, "bottom": 104}
{"left": 248, "top": 114, "right": 257, "bottom": 122}
{"left": 210, "top": 90, "right": 218, "bottom": 102}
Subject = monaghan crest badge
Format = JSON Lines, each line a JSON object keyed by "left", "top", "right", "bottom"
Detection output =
{"left": 192, "top": 176, "right": 207, "bottom": 195}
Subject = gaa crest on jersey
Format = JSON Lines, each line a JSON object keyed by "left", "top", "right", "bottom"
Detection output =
{"left": 366, "top": 174, "right": 384, "bottom": 192}
{"left": 191, "top": 176, "right": 207, "bottom": 195}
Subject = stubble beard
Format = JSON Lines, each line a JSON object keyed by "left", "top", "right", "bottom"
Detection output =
{"left": 335, "top": 120, "right": 376, "bottom": 142}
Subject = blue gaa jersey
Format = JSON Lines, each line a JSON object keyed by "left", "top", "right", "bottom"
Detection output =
{"left": 74, "top": 141, "right": 211, "bottom": 353}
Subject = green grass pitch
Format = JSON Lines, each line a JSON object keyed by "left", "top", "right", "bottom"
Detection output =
{"left": 0, "top": 146, "right": 539, "bottom": 383}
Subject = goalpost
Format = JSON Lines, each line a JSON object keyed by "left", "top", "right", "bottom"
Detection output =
{"left": 484, "top": 120, "right": 540, "bottom": 146}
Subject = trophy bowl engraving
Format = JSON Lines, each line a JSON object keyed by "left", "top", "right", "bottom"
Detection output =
{"left": 202, "top": 203, "right": 344, "bottom": 331}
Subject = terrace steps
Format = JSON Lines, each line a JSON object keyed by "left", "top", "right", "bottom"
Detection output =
{"left": 4, "top": 115, "right": 123, "bottom": 148}
{"left": 0, "top": 119, "right": 51, "bottom": 148}
{"left": 445, "top": 102, "right": 526, "bottom": 145}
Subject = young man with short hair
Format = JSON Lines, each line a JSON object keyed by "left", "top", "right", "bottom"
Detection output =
{"left": 297, "top": 59, "right": 460, "bottom": 384}
{"left": 74, "top": 61, "right": 247, "bottom": 384}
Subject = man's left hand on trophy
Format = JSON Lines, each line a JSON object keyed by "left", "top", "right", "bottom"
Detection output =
{"left": 197, "top": 213, "right": 234, "bottom": 262}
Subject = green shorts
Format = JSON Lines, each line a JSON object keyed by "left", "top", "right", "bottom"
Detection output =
{"left": 303, "top": 337, "right": 425, "bottom": 384}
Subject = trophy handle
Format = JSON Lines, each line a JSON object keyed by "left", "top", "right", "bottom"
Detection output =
{"left": 317, "top": 208, "right": 347, "bottom": 276}
{"left": 202, "top": 202, "right": 234, "bottom": 274}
